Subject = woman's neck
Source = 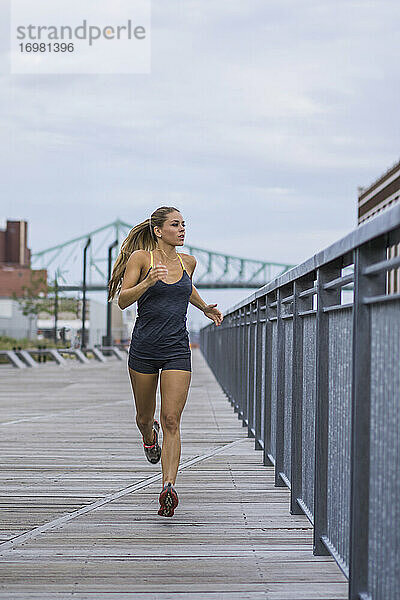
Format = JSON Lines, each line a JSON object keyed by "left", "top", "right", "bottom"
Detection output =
{"left": 156, "top": 245, "right": 178, "bottom": 260}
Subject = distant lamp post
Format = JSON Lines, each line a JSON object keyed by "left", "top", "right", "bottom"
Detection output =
{"left": 81, "top": 237, "right": 91, "bottom": 349}
{"left": 53, "top": 275, "right": 59, "bottom": 344}
{"left": 106, "top": 239, "right": 119, "bottom": 346}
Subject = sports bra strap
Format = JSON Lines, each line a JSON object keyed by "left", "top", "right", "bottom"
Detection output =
{"left": 177, "top": 254, "right": 186, "bottom": 271}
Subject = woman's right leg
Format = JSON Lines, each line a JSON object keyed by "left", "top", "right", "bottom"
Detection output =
{"left": 128, "top": 367, "right": 159, "bottom": 445}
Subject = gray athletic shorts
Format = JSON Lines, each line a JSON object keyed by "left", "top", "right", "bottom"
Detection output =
{"left": 128, "top": 354, "right": 191, "bottom": 374}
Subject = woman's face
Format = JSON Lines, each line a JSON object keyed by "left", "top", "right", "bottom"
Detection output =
{"left": 158, "top": 212, "right": 185, "bottom": 246}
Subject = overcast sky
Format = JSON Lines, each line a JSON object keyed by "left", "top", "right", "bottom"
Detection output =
{"left": 1, "top": 0, "right": 399, "bottom": 328}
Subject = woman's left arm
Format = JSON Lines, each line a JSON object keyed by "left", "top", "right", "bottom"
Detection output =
{"left": 187, "top": 256, "right": 223, "bottom": 327}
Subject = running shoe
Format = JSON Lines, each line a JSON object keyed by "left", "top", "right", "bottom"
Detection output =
{"left": 158, "top": 482, "right": 179, "bottom": 517}
{"left": 143, "top": 420, "right": 161, "bottom": 464}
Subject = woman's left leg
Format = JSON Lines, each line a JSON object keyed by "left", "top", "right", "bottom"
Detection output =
{"left": 159, "top": 369, "right": 191, "bottom": 485}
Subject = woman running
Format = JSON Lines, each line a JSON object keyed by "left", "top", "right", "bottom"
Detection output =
{"left": 108, "top": 206, "right": 223, "bottom": 517}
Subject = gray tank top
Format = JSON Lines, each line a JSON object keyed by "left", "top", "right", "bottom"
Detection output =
{"left": 129, "top": 250, "right": 193, "bottom": 360}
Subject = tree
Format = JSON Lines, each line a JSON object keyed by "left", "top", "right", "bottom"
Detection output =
{"left": 12, "top": 271, "right": 49, "bottom": 314}
{"left": 12, "top": 271, "right": 49, "bottom": 340}
{"left": 13, "top": 272, "right": 80, "bottom": 340}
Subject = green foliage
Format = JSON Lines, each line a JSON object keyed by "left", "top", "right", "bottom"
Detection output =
{"left": 12, "top": 271, "right": 49, "bottom": 317}
{"left": 38, "top": 296, "right": 79, "bottom": 315}
{"left": 0, "top": 335, "right": 63, "bottom": 351}
{"left": 12, "top": 273, "right": 78, "bottom": 318}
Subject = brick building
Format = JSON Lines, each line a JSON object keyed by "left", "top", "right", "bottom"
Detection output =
{"left": 0, "top": 220, "right": 47, "bottom": 339}
{"left": 0, "top": 220, "right": 47, "bottom": 297}
{"left": 358, "top": 160, "right": 400, "bottom": 293}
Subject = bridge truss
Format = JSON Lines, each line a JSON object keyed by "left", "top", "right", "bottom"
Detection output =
{"left": 31, "top": 219, "right": 294, "bottom": 291}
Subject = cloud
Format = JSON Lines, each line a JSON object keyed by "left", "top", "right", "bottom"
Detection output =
{"left": 0, "top": 0, "right": 399, "bottom": 282}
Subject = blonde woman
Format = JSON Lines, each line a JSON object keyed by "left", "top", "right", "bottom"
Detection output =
{"left": 108, "top": 206, "right": 223, "bottom": 516}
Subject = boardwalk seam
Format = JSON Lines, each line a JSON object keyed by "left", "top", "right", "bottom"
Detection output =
{"left": 0, "top": 399, "right": 131, "bottom": 427}
{"left": 0, "top": 437, "right": 247, "bottom": 555}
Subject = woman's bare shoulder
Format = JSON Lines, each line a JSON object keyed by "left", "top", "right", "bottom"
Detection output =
{"left": 125, "top": 249, "right": 151, "bottom": 272}
{"left": 126, "top": 249, "right": 150, "bottom": 262}
{"left": 177, "top": 251, "right": 193, "bottom": 261}
{"left": 178, "top": 253, "right": 196, "bottom": 277}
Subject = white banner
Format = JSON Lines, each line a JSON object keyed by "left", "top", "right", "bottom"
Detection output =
{"left": 10, "top": 0, "right": 151, "bottom": 74}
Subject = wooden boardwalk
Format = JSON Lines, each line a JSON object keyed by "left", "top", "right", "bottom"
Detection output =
{"left": 0, "top": 348, "right": 348, "bottom": 599}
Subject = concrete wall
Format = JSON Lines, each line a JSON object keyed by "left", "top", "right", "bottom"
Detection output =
{"left": 88, "top": 298, "right": 106, "bottom": 347}
{"left": 0, "top": 298, "right": 36, "bottom": 339}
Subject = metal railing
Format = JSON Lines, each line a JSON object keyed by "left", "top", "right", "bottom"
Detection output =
{"left": 200, "top": 204, "right": 400, "bottom": 600}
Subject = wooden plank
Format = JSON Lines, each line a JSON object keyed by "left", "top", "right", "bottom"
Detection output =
{"left": 0, "top": 349, "right": 348, "bottom": 598}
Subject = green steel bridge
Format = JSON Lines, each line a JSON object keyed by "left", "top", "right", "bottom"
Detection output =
{"left": 31, "top": 219, "right": 294, "bottom": 291}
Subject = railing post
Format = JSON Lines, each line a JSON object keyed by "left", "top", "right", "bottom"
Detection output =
{"left": 248, "top": 299, "right": 257, "bottom": 438}
{"left": 291, "top": 275, "right": 314, "bottom": 515}
{"left": 229, "top": 313, "right": 236, "bottom": 406}
{"left": 348, "top": 237, "right": 386, "bottom": 600}
{"left": 223, "top": 315, "right": 228, "bottom": 400}
{"left": 238, "top": 306, "right": 246, "bottom": 422}
{"left": 222, "top": 314, "right": 228, "bottom": 397}
{"left": 233, "top": 311, "right": 240, "bottom": 414}
{"left": 242, "top": 304, "right": 250, "bottom": 427}
{"left": 254, "top": 296, "right": 266, "bottom": 450}
{"left": 263, "top": 291, "right": 275, "bottom": 467}
{"left": 275, "top": 286, "right": 287, "bottom": 487}
{"left": 313, "top": 261, "right": 341, "bottom": 555}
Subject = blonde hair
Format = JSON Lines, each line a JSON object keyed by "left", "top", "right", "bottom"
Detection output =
{"left": 107, "top": 206, "right": 180, "bottom": 302}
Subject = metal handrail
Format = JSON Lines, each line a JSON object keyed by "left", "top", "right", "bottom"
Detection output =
{"left": 200, "top": 203, "right": 400, "bottom": 600}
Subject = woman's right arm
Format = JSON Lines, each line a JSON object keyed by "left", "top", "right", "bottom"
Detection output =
{"left": 117, "top": 251, "right": 167, "bottom": 310}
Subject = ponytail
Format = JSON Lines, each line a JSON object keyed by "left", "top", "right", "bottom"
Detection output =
{"left": 107, "top": 206, "right": 180, "bottom": 302}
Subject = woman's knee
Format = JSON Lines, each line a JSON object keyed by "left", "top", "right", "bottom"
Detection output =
{"left": 160, "top": 413, "right": 180, "bottom": 433}
{"left": 136, "top": 414, "right": 154, "bottom": 429}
